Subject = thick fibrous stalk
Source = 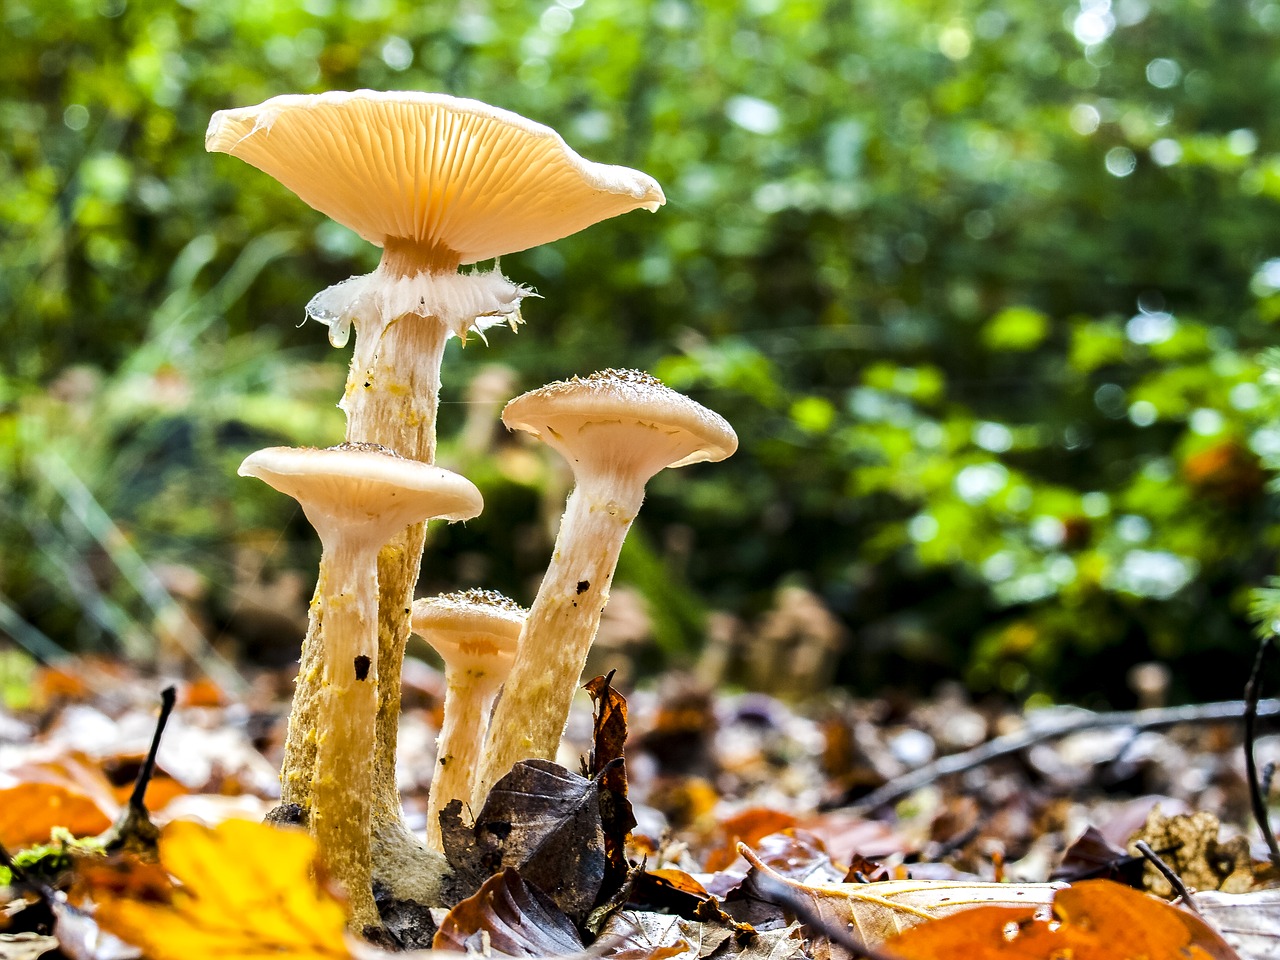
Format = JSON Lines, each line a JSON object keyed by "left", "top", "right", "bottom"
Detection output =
{"left": 474, "top": 474, "right": 644, "bottom": 802}
{"left": 277, "top": 309, "right": 447, "bottom": 823}
{"left": 425, "top": 668, "right": 502, "bottom": 851}
{"left": 310, "top": 538, "right": 381, "bottom": 932}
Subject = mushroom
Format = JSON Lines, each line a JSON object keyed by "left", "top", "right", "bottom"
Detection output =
{"left": 207, "top": 93, "right": 664, "bottom": 890}
{"left": 473, "top": 370, "right": 736, "bottom": 801}
{"left": 238, "top": 442, "right": 482, "bottom": 934}
{"left": 410, "top": 588, "right": 526, "bottom": 852}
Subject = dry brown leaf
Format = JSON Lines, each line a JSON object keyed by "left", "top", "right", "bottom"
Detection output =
{"left": 1195, "top": 887, "right": 1280, "bottom": 957}
{"left": 91, "top": 819, "right": 352, "bottom": 960}
{"left": 738, "top": 843, "right": 1059, "bottom": 952}
{"left": 433, "top": 868, "right": 584, "bottom": 957}
{"left": 1129, "top": 809, "right": 1256, "bottom": 894}
{"left": 883, "top": 879, "right": 1240, "bottom": 960}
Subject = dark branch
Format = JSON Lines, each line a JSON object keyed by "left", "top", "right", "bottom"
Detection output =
{"left": 1134, "top": 840, "right": 1199, "bottom": 915}
{"left": 850, "top": 698, "right": 1280, "bottom": 815}
{"left": 128, "top": 685, "right": 177, "bottom": 813}
{"left": 1244, "top": 640, "right": 1280, "bottom": 867}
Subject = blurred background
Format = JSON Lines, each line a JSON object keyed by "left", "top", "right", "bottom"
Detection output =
{"left": 4, "top": 0, "right": 1280, "bottom": 707}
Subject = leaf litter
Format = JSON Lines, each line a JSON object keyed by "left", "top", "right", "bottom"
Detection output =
{"left": 3, "top": 659, "right": 1280, "bottom": 958}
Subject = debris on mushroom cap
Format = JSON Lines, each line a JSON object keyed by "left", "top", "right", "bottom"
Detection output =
{"left": 205, "top": 90, "right": 665, "bottom": 263}
{"left": 238, "top": 445, "right": 483, "bottom": 525}
{"left": 411, "top": 589, "right": 526, "bottom": 660}
{"left": 419, "top": 587, "right": 527, "bottom": 621}
{"left": 502, "top": 368, "right": 739, "bottom": 469}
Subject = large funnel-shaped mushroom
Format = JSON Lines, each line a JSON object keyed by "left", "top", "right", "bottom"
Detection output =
{"left": 239, "top": 443, "right": 481, "bottom": 935}
{"left": 208, "top": 91, "right": 663, "bottom": 902}
{"left": 474, "top": 370, "right": 736, "bottom": 801}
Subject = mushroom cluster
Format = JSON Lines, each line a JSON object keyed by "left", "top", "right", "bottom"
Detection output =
{"left": 211, "top": 91, "right": 736, "bottom": 940}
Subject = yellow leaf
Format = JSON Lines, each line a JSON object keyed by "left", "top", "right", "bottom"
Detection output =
{"left": 93, "top": 819, "right": 352, "bottom": 960}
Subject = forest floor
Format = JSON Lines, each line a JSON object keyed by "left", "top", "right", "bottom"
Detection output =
{"left": 1, "top": 655, "right": 1279, "bottom": 958}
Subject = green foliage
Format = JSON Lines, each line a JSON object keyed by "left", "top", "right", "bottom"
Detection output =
{"left": 4, "top": 0, "right": 1280, "bottom": 702}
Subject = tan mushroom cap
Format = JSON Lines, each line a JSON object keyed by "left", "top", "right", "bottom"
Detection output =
{"left": 502, "top": 368, "right": 738, "bottom": 470}
{"left": 206, "top": 90, "right": 665, "bottom": 265}
{"left": 238, "top": 442, "right": 483, "bottom": 535}
{"left": 411, "top": 588, "right": 526, "bottom": 665}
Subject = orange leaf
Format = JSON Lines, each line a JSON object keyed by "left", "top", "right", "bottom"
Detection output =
{"left": 884, "top": 880, "right": 1240, "bottom": 960}
{"left": 0, "top": 753, "right": 121, "bottom": 846}
{"left": 705, "top": 808, "right": 799, "bottom": 871}
{"left": 92, "top": 819, "right": 353, "bottom": 960}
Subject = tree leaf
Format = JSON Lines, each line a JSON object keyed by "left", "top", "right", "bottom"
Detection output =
{"left": 441, "top": 760, "right": 606, "bottom": 922}
{"left": 90, "top": 819, "right": 352, "bottom": 960}
{"left": 0, "top": 753, "right": 120, "bottom": 847}
{"left": 433, "top": 868, "right": 584, "bottom": 957}
{"left": 1195, "top": 888, "right": 1280, "bottom": 958}
{"left": 584, "top": 674, "right": 636, "bottom": 902}
{"left": 883, "top": 879, "right": 1240, "bottom": 959}
{"left": 738, "top": 843, "right": 1060, "bottom": 952}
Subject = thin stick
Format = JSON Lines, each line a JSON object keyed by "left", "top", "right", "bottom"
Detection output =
{"left": 128, "top": 686, "right": 177, "bottom": 813}
{"left": 849, "top": 698, "right": 1280, "bottom": 815}
{"left": 1134, "top": 840, "right": 1200, "bottom": 915}
{"left": 1244, "top": 638, "right": 1280, "bottom": 866}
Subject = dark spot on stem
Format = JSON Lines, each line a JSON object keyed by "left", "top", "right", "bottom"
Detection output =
{"left": 577, "top": 580, "right": 590, "bottom": 594}
{"left": 354, "top": 655, "right": 371, "bottom": 681}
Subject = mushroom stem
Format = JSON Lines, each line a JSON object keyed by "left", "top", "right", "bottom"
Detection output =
{"left": 426, "top": 668, "right": 502, "bottom": 851}
{"left": 309, "top": 536, "right": 381, "bottom": 933}
{"left": 474, "top": 474, "right": 645, "bottom": 802}
{"left": 277, "top": 312, "right": 446, "bottom": 834}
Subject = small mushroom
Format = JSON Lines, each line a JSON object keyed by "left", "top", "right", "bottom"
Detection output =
{"left": 474, "top": 370, "right": 736, "bottom": 801}
{"left": 238, "top": 442, "right": 481, "bottom": 934}
{"left": 411, "top": 588, "right": 526, "bottom": 852}
{"left": 208, "top": 94, "right": 663, "bottom": 892}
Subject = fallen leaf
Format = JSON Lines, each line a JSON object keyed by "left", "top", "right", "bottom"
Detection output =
{"left": 705, "top": 811, "right": 799, "bottom": 873}
{"left": 0, "top": 932, "right": 59, "bottom": 960}
{"left": 598, "top": 909, "right": 727, "bottom": 960}
{"left": 433, "top": 868, "right": 584, "bottom": 957}
{"left": 585, "top": 674, "right": 637, "bottom": 901}
{"left": 883, "top": 879, "right": 1240, "bottom": 960}
{"left": 1129, "top": 809, "right": 1256, "bottom": 895}
{"left": 1050, "top": 824, "right": 1144, "bottom": 885}
{"left": 1195, "top": 887, "right": 1280, "bottom": 957}
{"left": 738, "top": 843, "right": 1060, "bottom": 952}
{"left": 0, "top": 753, "right": 121, "bottom": 847}
{"left": 90, "top": 819, "right": 352, "bottom": 960}
{"left": 441, "top": 759, "right": 607, "bottom": 921}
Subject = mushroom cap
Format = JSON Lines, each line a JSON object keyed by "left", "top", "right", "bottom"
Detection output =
{"left": 502, "top": 369, "right": 738, "bottom": 475}
{"left": 206, "top": 90, "right": 665, "bottom": 264}
{"left": 411, "top": 588, "right": 525, "bottom": 670}
{"left": 238, "top": 443, "right": 482, "bottom": 544}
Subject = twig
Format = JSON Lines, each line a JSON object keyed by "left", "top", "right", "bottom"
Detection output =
{"left": 1134, "top": 840, "right": 1200, "bottom": 915}
{"left": 100, "top": 685, "right": 176, "bottom": 855}
{"left": 1244, "top": 637, "right": 1280, "bottom": 867}
{"left": 848, "top": 698, "right": 1280, "bottom": 815}
{"left": 128, "top": 686, "right": 177, "bottom": 813}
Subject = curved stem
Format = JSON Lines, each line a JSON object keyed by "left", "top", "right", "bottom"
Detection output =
{"left": 474, "top": 477, "right": 644, "bottom": 803}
